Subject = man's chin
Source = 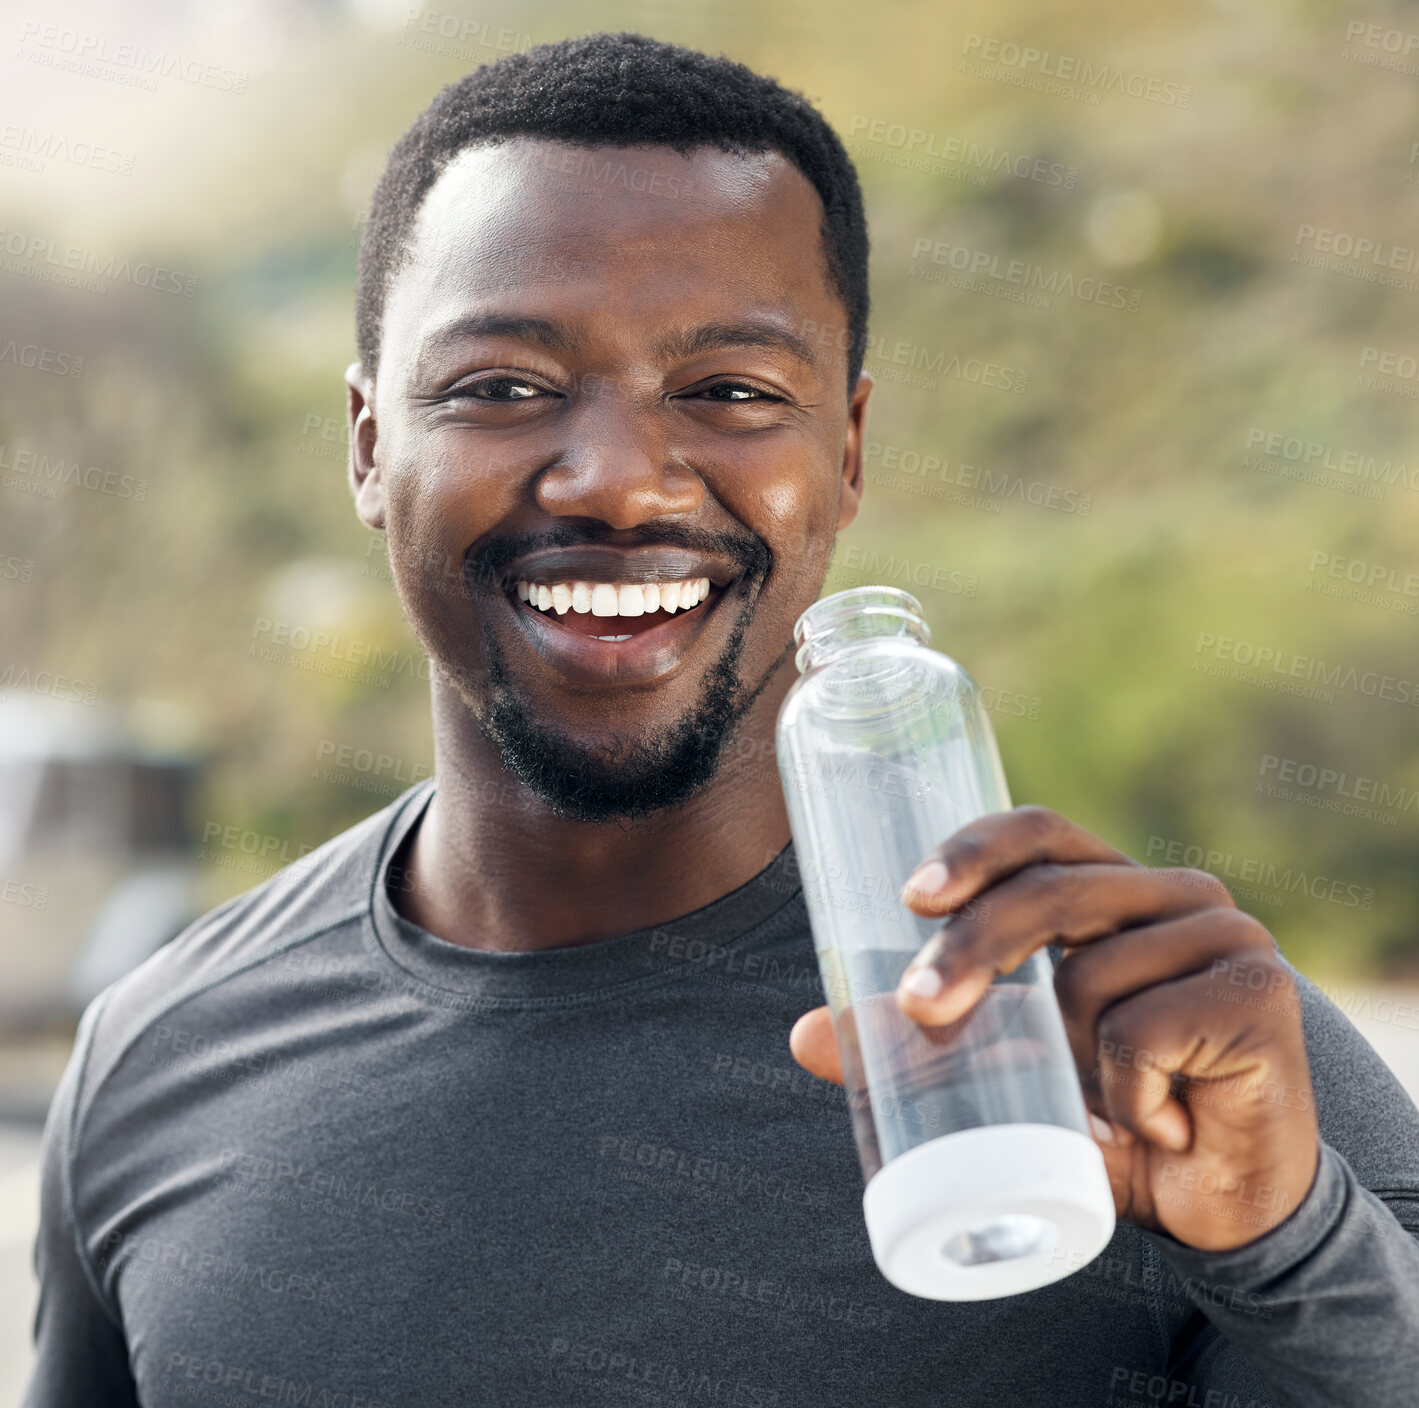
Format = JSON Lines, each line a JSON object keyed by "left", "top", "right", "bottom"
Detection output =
{"left": 480, "top": 699, "right": 739, "bottom": 823}
{"left": 426, "top": 583, "right": 777, "bottom": 823}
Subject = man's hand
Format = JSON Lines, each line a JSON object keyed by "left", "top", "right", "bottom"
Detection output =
{"left": 788, "top": 806, "right": 1322, "bottom": 1252}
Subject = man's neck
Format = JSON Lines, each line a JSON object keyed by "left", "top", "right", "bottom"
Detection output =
{"left": 390, "top": 674, "right": 795, "bottom": 953}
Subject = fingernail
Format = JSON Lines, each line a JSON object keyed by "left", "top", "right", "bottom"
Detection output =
{"left": 1088, "top": 1113, "right": 1115, "bottom": 1145}
{"left": 901, "top": 965, "right": 944, "bottom": 1000}
{"left": 902, "top": 860, "right": 949, "bottom": 899}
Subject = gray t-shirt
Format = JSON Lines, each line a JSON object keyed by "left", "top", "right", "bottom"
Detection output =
{"left": 23, "top": 779, "right": 1419, "bottom": 1406}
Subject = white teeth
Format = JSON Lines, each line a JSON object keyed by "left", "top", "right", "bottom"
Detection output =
{"left": 514, "top": 576, "right": 716, "bottom": 618}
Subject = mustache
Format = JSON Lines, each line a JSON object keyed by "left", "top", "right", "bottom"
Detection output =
{"left": 463, "top": 521, "right": 772, "bottom": 592}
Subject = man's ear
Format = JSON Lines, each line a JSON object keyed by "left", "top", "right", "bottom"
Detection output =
{"left": 345, "top": 361, "right": 385, "bottom": 531}
{"left": 837, "top": 371, "right": 872, "bottom": 531}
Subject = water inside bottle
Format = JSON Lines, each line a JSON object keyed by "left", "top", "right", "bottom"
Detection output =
{"left": 820, "top": 946, "right": 1086, "bottom": 1186}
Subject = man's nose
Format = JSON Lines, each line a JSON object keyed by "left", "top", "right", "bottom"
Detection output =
{"left": 533, "top": 389, "right": 704, "bottom": 530}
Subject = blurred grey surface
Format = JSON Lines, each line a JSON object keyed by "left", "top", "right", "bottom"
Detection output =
{"left": 0, "top": 693, "right": 201, "bottom": 1040}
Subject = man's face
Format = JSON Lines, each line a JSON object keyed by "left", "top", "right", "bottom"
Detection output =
{"left": 349, "top": 137, "right": 870, "bottom": 821}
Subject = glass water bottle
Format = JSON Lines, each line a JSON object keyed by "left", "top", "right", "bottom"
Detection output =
{"left": 775, "top": 586, "right": 1115, "bottom": 1301}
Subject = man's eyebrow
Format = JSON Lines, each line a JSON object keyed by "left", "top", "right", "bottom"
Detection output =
{"left": 653, "top": 321, "right": 819, "bottom": 369}
{"left": 417, "top": 313, "right": 819, "bottom": 369}
{"left": 419, "top": 314, "right": 585, "bottom": 359}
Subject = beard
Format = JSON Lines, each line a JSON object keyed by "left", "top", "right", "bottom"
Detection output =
{"left": 477, "top": 595, "right": 772, "bottom": 823}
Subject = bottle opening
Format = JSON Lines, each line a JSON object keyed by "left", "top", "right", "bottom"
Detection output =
{"left": 794, "top": 586, "right": 930, "bottom": 673}
{"left": 939, "top": 1213, "right": 1058, "bottom": 1267}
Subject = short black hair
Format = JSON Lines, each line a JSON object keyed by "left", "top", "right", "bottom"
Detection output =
{"left": 355, "top": 31, "right": 869, "bottom": 397}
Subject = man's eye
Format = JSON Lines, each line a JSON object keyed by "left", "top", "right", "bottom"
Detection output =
{"left": 699, "top": 383, "right": 782, "bottom": 402}
{"left": 460, "top": 377, "right": 543, "bottom": 401}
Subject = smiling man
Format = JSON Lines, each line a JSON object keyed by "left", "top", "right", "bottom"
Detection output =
{"left": 25, "top": 31, "right": 1419, "bottom": 1408}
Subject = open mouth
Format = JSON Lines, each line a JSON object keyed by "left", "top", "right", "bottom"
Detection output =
{"left": 491, "top": 541, "right": 743, "bottom": 685}
{"left": 513, "top": 575, "right": 717, "bottom": 641}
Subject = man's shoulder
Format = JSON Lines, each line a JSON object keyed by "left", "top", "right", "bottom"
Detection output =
{"left": 70, "top": 783, "right": 427, "bottom": 1111}
{"left": 1289, "top": 964, "right": 1419, "bottom": 1195}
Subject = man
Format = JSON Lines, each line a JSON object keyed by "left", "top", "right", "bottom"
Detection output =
{"left": 25, "top": 31, "right": 1419, "bottom": 1407}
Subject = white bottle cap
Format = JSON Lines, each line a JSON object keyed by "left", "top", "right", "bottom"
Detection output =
{"left": 862, "top": 1122, "right": 1116, "bottom": 1300}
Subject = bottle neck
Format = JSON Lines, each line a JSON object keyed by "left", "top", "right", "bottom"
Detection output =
{"left": 794, "top": 586, "right": 930, "bottom": 672}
